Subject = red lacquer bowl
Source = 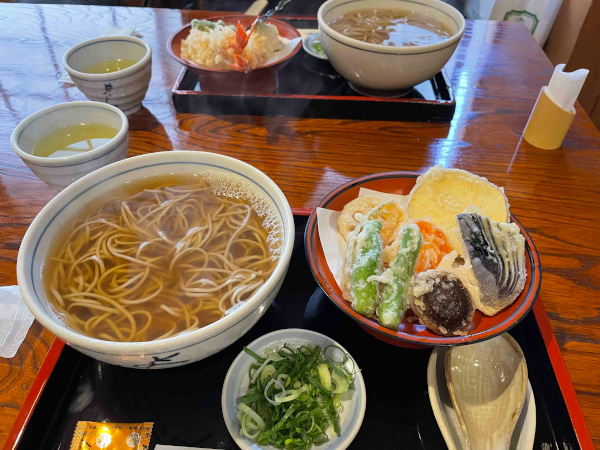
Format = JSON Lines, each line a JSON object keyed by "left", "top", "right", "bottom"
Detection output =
{"left": 305, "top": 172, "right": 542, "bottom": 347}
{"left": 167, "top": 15, "right": 301, "bottom": 95}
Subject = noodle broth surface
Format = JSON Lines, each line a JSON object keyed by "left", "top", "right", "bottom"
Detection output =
{"left": 327, "top": 8, "right": 451, "bottom": 47}
{"left": 43, "top": 172, "right": 282, "bottom": 342}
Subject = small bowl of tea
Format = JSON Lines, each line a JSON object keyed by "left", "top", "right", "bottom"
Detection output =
{"left": 317, "top": 0, "right": 465, "bottom": 93}
{"left": 11, "top": 101, "right": 129, "bottom": 190}
{"left": 63, "top": 36, "right": 152, "bottom": 115}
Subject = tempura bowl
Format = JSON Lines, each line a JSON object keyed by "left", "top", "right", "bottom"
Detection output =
{"left": 305, "top": 172, "right": 541, "bottom": 347}
{"left": 17, "top": 151, "right": 295, "bottom": 368}
{"left": 317, "top": 0, "right": 465, "bottom": 93}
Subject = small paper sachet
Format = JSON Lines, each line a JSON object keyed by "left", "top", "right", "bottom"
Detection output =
{"left": 0, "top": 285, "right": 35, "bottom": 359}
{"left": 70, "top": 421, "right": 153, "bottom": 450}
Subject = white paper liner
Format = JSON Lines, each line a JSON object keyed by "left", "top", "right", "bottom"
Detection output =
{"left": 263, "top": 37, "right": 302, "bottom": 66}
{"left": 316, "top": 207, "right": 345, "bottom": 287}
{"left": 316, "top": 188, "right": 410, "bottom": 289}
{"left": 297, "top": 28, "right": 319, "bottom": 40}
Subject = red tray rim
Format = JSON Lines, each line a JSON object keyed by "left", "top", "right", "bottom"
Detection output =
{"left": 4, "top": 208, "right": 594, "bottom": 450}
{"left": 172, "top": 67, "right": 456, "bottom": 104}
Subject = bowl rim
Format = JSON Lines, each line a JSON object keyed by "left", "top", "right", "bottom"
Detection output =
{"left": 63, "top": 35, "right": 152, "bottom": 81}
{"left": 317, "top": 0, "right": 466, "bottom": 55}
{"left": 304, "top": 171, "right": 542, "bottom": 346}
{"left": 166, "top": 14, "right": 302, "bottom": 73}
{"left": 10, "top": 101, "right": 129, "bottom": 167}
{"left": 221, "top": 328, "right": 367, "bottom": 449}
{"left": 17, "top": 151, "right": 295, "bottom": 355}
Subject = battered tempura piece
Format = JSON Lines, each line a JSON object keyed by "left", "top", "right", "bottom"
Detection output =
{"left": 341, "top": 220, "right": 383, "bottom": 316}
{"left": 337, "top": 195, "right": 386, "bottom": 240}
{"left": 383, "top": 220, "right": 453, "bottom": 270}
{"left": 457, "top": 213, "right": 526, "bottom": 316}
{"left": 408, "top": 166, "right": 509, "bottom": 254}
{"left": 409, "top": 270, "right": 475, "bottom": 336}
{"left": 365, "top": 200, "right": 408, "bottom": 247}
{"left": 377, "top": 224, "right": 422, "bottom": 329}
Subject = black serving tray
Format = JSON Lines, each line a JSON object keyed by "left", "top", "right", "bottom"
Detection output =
{"left": 18, "top": 216, "right": 579, "bottom": 450}
{"left": 172, "top": 18, "right": 455, "bottom": 122}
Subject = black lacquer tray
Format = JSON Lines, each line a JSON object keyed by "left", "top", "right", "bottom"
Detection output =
{"left": 172, "top": 18, "right": 456, "bottom": 122}
{"left": 17, "top": 216, "right": 580, "bottom": 450}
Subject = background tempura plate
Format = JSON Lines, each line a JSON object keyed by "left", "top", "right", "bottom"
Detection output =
{"left": 304, "top": 172, "right": 542, "bottom": 347}
{"left": 222, "top": 328, "right": 366, "bottom": 450}
{"left": 167, "top": 15, "right": 302, "bottom": 95}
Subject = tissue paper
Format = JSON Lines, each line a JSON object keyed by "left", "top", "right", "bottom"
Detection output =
{"left": 0, "top": 285, "right": 35, "bottom": 358}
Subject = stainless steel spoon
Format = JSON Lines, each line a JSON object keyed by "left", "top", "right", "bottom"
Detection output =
{"left": 256, "top": 0, "right": 292, "bottom": 24}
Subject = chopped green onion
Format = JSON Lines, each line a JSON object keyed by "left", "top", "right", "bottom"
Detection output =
{"left": 244, "top": 347, "right": 266, "bottom": 363}
{"left": 317, "top": 363, "right": 332, "bottom": 391}
{"left": 331, "top": 372, "right": 350, "bottom": 394}
{"left": 275, "top": 389, "right": 300, "bottom": 403}
{"left": 237, "top": 343, "right": 355, "bottom": 449}
{"left": 261, "top": 364, "right": 276, "bottom": 382}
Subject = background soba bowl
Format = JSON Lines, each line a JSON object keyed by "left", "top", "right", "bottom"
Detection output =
{"left": 317, "top": 0, "right": 465, "bottom": 93}
{"left": 17, "top": 151, "right": 294, "bottom": 368}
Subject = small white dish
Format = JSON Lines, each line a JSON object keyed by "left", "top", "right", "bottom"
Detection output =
{"left": 222, "top": 328, "right": 366, "bottom": 450}
{"left": 427, "top": 343, "right": 536, "bottom": 450}
{"left": 303, "top": 32, "right": 328, "bottom": 60}
{"left": 63, "top": 36, "right": 152, "bottom": 115}
{"left": 10, "top": 101, "right": 128, "bottom": 191}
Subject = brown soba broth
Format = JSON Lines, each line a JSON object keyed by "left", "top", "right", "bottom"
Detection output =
{"left": 327, "top": 8, "right": 451, "bottom": 47}
{"left": 43, "top": 172, "right": 282, "bottom": 342}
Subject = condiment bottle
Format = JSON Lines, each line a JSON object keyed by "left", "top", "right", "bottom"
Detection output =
{"left": 523, "top": 64, "right": 589, "bottom": 150}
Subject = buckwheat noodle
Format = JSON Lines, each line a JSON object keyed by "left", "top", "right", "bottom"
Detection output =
{"left": 327, "top": 9, "right": 451, "bottom": 47}
{"left": 45, "top": 175, "right": 280, "bottom": 342}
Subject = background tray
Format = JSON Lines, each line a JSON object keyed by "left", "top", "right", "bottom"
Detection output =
{"left": 15, "top": 215, "right": 583, "bottom": 449}
{"left": 172, "top": 18, "right": 455, "bottom": 122}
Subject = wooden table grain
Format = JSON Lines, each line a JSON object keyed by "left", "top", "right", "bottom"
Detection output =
{"left": 0, "top": 4, "right": 599, "bottom": 448}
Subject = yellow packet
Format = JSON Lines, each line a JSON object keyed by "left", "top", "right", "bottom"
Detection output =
{"left": 70, "top": 421, "right": 153, "bottom": 450}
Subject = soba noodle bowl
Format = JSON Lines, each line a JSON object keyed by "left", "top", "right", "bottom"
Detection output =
{"left": 43, "top": 172, "right": 282, "bottom": 342}
{"left": 327, "top": 8, "right": 451, "bottom": 47}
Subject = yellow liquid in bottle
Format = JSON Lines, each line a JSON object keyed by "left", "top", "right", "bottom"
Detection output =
{"left": 32, "top": 123, "right": 119, "bottom": 158}
{"left": 83, "top": 58, "right": 138, "bottom": 74}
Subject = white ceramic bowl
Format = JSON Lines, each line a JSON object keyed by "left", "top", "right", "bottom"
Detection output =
{"left": 222, "top": 329, "right": 367, "bottom": 450}
{"left": 10, "top": 101, "right": 129, "bottom": 191}
{"left": 17, "top": 151, "right": 295, "bottom": 369}
{"left": 63, "top": 36, "right": 152, "bottom": 115}
{"left": 318, "top": 0, "right": 465, "bottom": 92}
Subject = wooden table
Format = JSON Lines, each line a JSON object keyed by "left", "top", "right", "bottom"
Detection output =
{"left": 0, "top": 4, "right": 598, "bottom": 448}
